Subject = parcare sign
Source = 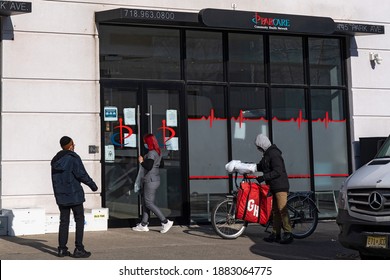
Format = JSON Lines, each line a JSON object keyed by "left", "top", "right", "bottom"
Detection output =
{"left": 0, "top": 1, "right": 32, "bottom": 16}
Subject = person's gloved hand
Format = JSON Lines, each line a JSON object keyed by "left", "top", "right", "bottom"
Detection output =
{"left": 256, "top": 176, "right": 265, "bottom": 184}
{"left": 91, "top": 184, "right": 98, "bottom": 192}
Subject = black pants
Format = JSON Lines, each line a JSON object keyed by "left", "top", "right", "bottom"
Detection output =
{"left": 58, "top": 204, "right": 85, "bottom": 251}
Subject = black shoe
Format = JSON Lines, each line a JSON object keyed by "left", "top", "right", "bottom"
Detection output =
{"left": 73, "top": 248, "right": 92, "bottom": 258}
{"left": 263, "top": 233, "right": 281, "bottom": 243}
{"left": 57, "top": 249, "right": 71, "bottom": 258}
{"left": 280, "top": 232, "right": 294, "bottom": 244}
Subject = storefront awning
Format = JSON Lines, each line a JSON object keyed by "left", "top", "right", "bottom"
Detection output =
{"left": 0, "top": 1, "right": 31, "bottom": 16}
{"left": 96, "top": 8, "right": 385, "bottom": 36}
{"left": 199, "top": 9, "right": 385, "bottom": 36}
{"left": 199, "top": 9, "right": 336, "bottom": 35}
{"left": 95, "top": 8, "right": 199, "bottom": 26}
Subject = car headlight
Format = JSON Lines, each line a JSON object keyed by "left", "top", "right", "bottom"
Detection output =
{"left": 337, "top": 182, "right": 348, "bottom": 210}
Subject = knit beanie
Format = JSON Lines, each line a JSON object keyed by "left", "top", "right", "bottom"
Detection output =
{"left": 60, "top": 136, "right": 73, "bottom": 150}
{"left": 255, "top": 134, "right": 272, "bottom": 151}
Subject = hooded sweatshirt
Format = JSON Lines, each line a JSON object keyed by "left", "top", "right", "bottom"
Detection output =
{"left": 255, "top": 134, "right": 272, "bottom": 151}
{"left": 255, "top": 135, "right": 290, "bottom": 193}
{"left": 51, "top": 150, "right": 98, "bottom": 206}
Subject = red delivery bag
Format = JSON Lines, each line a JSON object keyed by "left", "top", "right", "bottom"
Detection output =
{"left": 236, "top": 181, "right": 273, "bottom": 225}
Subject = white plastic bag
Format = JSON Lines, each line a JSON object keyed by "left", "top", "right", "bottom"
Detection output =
{"left": 225, "top": 160, "right": 257, "bottom": 174}
{"left": 225, "top": 160, "right": 241, "bottom": 173}
{"left": 134, "top": 166, "right": 144, "bottom": 193}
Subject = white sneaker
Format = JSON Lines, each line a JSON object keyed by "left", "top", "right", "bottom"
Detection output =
{"left": 160, "top": 220, "right": 173, "bottom": 233}
{"left": 132, "top": 223, "right": 149, "bottom": 232}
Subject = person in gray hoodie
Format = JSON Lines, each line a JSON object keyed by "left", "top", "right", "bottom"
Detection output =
{"left": 255, "top": 134, "right": 293, "bottom": 244}
{"left": 51, "top": 136, "right": 98, "bottom": 258}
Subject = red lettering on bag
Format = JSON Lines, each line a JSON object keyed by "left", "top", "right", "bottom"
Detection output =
{"left": 236, "top": 181, "right": 272, "bottom": 225}
{"left": 247, "top": 199, "right": 259, "bottom": 217}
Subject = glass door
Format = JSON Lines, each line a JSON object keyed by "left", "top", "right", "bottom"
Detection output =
{"left": 142, "top": 82, "right": 185, "bottom": 223}
{"left": 101, "top": 81, "right": 187, "bottom": 226}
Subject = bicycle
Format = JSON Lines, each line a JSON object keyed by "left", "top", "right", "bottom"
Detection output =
{"left": 211, "top": 174, "right": 319, "bottom": 239}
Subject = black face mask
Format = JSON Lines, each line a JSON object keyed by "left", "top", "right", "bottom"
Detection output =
{"left": 257, "top": 146, "right": 265, "bottom": 153}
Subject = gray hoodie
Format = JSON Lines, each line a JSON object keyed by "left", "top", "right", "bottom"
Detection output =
{"left": 255, "top": 134, "right": 272, "bottom": 151}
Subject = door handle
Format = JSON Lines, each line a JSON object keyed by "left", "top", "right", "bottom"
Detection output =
{"left": 137, "top": 105, "right": 141, "bottom": 154}
{"left": 147, "top": 105, "right": 153, "bottom": 133}
{"left": 149, "top": 105, "right": 153, "bottom": 133}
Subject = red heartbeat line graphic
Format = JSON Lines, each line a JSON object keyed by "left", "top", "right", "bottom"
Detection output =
{"left": 312, "top": 111, "right": 346, "bottom": 128}
{"left": 188, "top": 109, "right": 226, "bottom": 128}
{"left": 188, "top": 109, "right": 345, "bottom": 129}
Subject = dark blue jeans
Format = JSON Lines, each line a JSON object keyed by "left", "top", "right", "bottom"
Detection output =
{"left": 58, "top": 204, "right": 85, "bottom": 251}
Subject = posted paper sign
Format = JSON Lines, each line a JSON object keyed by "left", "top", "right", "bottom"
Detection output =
{"left": 124, "top": 108, "right": 136, "bottom": 125}
{"left": 234, "top": 122, "right": 246, "bottom": 139}
{"left": 166, "top": 109, "right": 177, "bottom": 127}
{"left": 105, "top": 145, "right": 115, "bottom": 162}
{"left": 124, "top": 133, "right": 137, "bottom": 148}
{"left": 165, "top": 137, "right": 179, "bottom": 151}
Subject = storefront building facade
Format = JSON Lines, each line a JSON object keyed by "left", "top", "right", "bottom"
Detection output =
{"left": 0, "top": 1, "right": 388, "bottom": 227}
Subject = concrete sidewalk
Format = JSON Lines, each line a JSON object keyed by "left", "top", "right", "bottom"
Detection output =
{"left": 0, "top": 220, "right": 359, "bottom": 260}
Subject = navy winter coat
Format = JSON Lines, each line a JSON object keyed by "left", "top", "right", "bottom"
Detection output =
{"left": 51, "top": 150, "right": 98, "bottom": 206}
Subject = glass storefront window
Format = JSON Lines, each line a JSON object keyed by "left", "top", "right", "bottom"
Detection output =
{"left": 102, "top": 87, "right": 139, "bottom": 219}
{"left": 229, "top": 87, "right": 268, "bottom": 163}
{"left": 270, "top": 36, "right": 304, "bottom": 84}
{"left": 228, "top": 33, "right": 265, "bottom": 83}
{"left": 99, "top": 26, "right": 180, "bottom": 80}
{"left": 99, "top": 23, "right": 349, "bottom": 223}
{"left": 271, "top": 88, "right": 311, "bottom": 191}
{"left": 311, "top": 89, "right": 348, "bottom": 217}
{"left": 187, "top": 85, "right": 228, "bottom": 220}
{"left": 186, "top": 31, "right": 223, "bottom": 82}
{"left": 309, "top": 38, "right": 342, "bottom": 86}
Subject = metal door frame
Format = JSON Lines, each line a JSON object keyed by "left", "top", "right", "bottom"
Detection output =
{"left": 100, "top": 79, "right": 190, "bottom": 227}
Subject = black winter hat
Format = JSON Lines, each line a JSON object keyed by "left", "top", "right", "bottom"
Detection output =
{"left": 60, "top": 136, "right": 73, "bottom": 149}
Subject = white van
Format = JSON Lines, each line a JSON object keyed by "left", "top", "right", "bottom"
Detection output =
{"left": 336, "top": 135, "right": 390, "bottom": 259}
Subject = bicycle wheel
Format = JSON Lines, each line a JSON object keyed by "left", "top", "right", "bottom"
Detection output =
{"left": 211, "top": 197, "right": 247, "bottom": 239}
{"left": 287, "top": 195, "right": 318, "bottom": 239}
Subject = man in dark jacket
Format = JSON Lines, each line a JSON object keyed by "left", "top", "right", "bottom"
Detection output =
{"left": 51, "top": 136, "right": 98, "bottom": 258}
{"left": 255, "top": 134, "right": 293, "bottom": 244}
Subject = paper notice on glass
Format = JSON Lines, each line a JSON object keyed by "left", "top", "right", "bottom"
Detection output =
{"left": 165, "top": 137, "right": 179, "bottom": 151}
{"left": 124, "top": 108, "right": 136, "bottom": 125}
{"left": 234, "top": 122, "right": 246, "bottom": 139}
{"left": 166, "top": 109, "right": 177, "bottom": 127}
{"left": 105, "top": 145, "right": 115, "bottom": 162}
{"left": 124, "top": 133, "right": 137, "bottom": 147}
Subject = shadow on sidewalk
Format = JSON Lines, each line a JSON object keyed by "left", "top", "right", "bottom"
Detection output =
{"left": 182, "top": 224, "right": 222, "bottom": 240}
{"left": 245, "top": 221, "right": 360, "bottom": 260}
{"left": 0, "top": 236, "right": 58, "bottom": 257}
{"left": 180, "top": 222, "right": 359, "bottom": 260}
